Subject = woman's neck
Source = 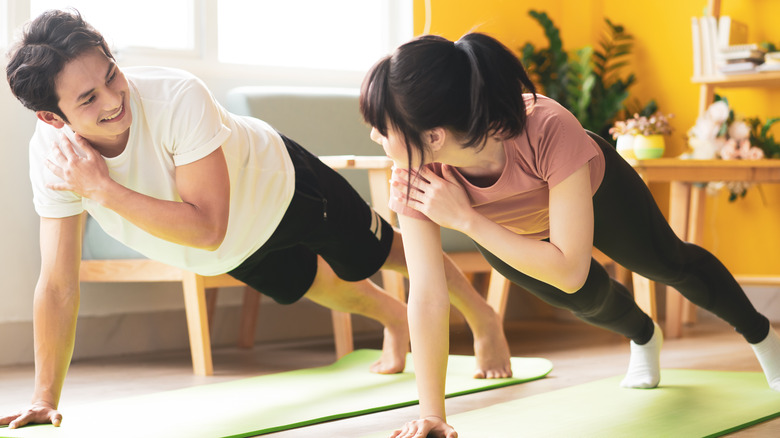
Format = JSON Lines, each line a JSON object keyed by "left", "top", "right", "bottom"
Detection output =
{"left": 440, "top": 136, "right": 506, "bottom": 187}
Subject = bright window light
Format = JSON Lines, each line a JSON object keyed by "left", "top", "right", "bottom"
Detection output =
{"left": 0, "top": 0, "right": 8, "bottom": 49}
{"left": 218, "top": 0, "right": 391, "bottom": 71}
{"left": 30, "top": 0, "right": 196, "bottom": 51}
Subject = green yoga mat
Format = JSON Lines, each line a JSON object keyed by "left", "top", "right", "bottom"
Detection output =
{"left": 0, "top": 349, "right": 551, "bottom": 438}
{"left": 366, "top": 369, "right": 780, "bottom": 438}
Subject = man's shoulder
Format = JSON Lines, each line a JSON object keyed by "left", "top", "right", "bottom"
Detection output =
{"left": 31, "top": 118, "right": 61, "bottom": 145}
{"left": 126, "top": 66, "right": 210, "bottom": 109}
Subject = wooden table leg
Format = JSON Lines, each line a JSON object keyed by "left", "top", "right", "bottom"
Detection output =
{"left": 665, "top": 181, "right": 693, "bottom": 338}
{"left": 632, "top": 273, "right": 657, "bottom": 321}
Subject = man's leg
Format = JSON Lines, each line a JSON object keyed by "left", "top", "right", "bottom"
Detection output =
{"left": 381, "top": 229, "right": 512, "bottom": 378}
{"left": 304, "top": 255, "right": 409, "bottom": 374}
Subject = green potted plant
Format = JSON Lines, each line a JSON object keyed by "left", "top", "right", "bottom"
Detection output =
{"left": 520, "top": 10, "right": 635, "bottom": 140}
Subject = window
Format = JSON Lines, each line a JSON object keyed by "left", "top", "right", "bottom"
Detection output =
{"left": 0, "top": 0, "right": 9, "bottom": 49}
{"left": 25, "top": 0, "right": 411, "bottom": 78}
{"left": 30, "top": 0, "right": 197, "bottom": 53}
{"left": 218, "top": 0, "right": 407, "bottom": 71}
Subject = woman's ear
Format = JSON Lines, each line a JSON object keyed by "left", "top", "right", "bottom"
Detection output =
{"left": 425, "top": 127, "right": 447, "bottom": 152}
{"left": 36, "top": 111, "right": 66, "bottom": 129}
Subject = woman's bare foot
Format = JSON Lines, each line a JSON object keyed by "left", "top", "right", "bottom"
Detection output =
{"left": 370, "top": 320, "right": 410, "bottom": 374}
{"left": 473, "top": 313, "right": 512, "bottom": 379}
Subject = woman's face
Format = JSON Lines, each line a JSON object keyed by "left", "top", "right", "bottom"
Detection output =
{"left": 370, "top": 125, "right": 420, "bottom": 167}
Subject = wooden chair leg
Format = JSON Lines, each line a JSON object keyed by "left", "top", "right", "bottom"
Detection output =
{"left": 614, "top": 264, "right": 633, "bottom": 293}
{"left": 181, "top": 274, "right": 214, "bottom": 376}
{"left": 665, "top": 287, "right": 685, "bottom": 338}
{"left": 238, "top": 287, "right": 261, "bottom": 349}
{"left": 485, "top": 268, "right": 511, "bottom": 321}
{"left": 205, "top": 287, "right": 218, "bottom": 331}
{"left": 380, "top": 270, "right": 406, "bottom": 303}
{"left": 331, "top": 310, "right": 353, "bottom": 359}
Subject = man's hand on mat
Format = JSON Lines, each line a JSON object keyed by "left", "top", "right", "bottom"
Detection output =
{"left": 0, "top": 402, "right": 62, "bottom": 429}
{"left": 390, "top": 416, "right": 458, "bottom": 438}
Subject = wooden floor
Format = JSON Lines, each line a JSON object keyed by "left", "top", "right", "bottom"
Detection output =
{"left": 1, "top": 316, "right": 778, "bottom": 437}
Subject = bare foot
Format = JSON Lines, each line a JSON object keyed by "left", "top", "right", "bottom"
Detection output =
{"left": 473, "top": 314, "right": 512, "bottom": 379}
{"left": 369, "top": 322, "right": 410, "bottom": 374}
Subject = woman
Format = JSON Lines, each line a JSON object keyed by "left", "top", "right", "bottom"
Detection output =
{"left": 360, "top": 32, "right": 780, "bottom": 438}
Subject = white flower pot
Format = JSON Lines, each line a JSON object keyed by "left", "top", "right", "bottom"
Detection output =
{"left": 615, "top": 135, "right": 636, "bottom": 160}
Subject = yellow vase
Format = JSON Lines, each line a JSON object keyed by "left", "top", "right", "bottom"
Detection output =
{"left": 633, "top": 134, "right": 665, "bottom": 159}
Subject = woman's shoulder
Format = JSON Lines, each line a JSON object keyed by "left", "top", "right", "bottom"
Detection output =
{"left": 523, "top": 94, "right": 584, "bottom": 136}
{"left": 523, "top": 94, "right": 569, "bottom": 117}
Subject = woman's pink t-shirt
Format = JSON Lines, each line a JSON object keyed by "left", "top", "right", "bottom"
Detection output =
{"left": 390, "top": 94, "right": 606, "bottom": 240}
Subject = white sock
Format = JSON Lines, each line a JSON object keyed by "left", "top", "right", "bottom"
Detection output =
{"left": 620, "top": 321, "right": 662, "bottom": 389}
{"left": 750, "top": 327, "right": 780, "bottom": 391}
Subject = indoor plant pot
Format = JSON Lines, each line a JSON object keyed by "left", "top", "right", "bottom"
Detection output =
{"left": 633, "top": 134, "right": 665, "bottom": 159}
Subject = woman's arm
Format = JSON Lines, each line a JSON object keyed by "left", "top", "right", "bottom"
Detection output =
{"left": 391, "top": 214, "right": 457, "bottom": 438}
{"left": 400, "top": 164, "right": 594, "bottom": 293}
{"left": 45, "top": 134, "right": 230, "bottom": 251}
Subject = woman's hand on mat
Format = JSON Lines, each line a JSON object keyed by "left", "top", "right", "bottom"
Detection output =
{"left": 389, "top": 416, "right": 458, "bottom": 438}
{"left": 392, "top": 166, "right": 474, "bottom": 232}
{"left": 0, "top": 402, "right": 62, "bottom": 429}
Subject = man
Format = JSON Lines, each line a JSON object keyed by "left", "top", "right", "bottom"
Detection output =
{"left": 1, "top": 9, "right": 511, "bottom": 429}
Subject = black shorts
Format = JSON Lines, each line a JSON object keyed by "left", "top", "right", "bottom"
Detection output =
{"left": 227, "top": 134, "right": 394, "bottom": 304}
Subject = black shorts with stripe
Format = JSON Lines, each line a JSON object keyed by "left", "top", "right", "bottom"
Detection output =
{"left": 227, "top": 134, "right": 394, "bottom": 304}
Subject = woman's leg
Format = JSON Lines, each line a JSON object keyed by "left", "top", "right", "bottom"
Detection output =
{"left": 476, "top": 245, "right": 653, "bottom": 341}
{"left": 588, "top": 132, "right": 779, "bottom": 390}
{"left": 589, "top": 133, "right": 769, "bottom": 344}
{"left": 476, "top": 243, "right": 662, "bottom": 388}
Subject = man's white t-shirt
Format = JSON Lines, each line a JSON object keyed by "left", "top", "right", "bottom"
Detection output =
{"left": 28, "top": 66, "right": 295, "bottom": 275}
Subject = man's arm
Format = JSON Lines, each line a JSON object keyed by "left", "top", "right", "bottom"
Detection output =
{"left": 46, "top": 134, "right": 230, "bottom": 250}
{"left": 1, "top": 214, "right": 83, "bottom": 429}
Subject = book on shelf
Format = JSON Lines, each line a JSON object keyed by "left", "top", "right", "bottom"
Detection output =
{"left": 720, "top": 46, "right": 765, "bottom": 62}
{"left": 696, "top": 15, "right": 719, "bottom": 76}
{"left": 691, "top": 17, "right": 702, "bottom": 77}
{"left": 717, "top": 16, "right": 749, "bottom": 49}
{"left": 719, "top": 61, "right": 760, "bottom": 75}
{"left": 757, "top": 63, "right": 780, "bottom": 73}
{"left": 690, "top": 15, "right": 774, "bottom": 78}
{"left": 763, "top": 51, "right": 780, "bottom": 65}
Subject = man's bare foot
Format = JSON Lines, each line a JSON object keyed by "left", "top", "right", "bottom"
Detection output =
{"left": 369, "top": 322, "right": 410, "bottom": 374}
{"left": 473, "top": 313, "right": 512, "bottom": 379}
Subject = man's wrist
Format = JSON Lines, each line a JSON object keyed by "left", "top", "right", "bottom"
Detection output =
{"left": 88, "top": 178, "right": 120, "bottom": 206}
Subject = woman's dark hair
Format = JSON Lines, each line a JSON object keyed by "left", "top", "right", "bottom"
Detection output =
{"left": 360, "top": 32, "right": 537, "bottom": 170}
{"left": 6, "top": 9, "right": 114, "bottom": 123}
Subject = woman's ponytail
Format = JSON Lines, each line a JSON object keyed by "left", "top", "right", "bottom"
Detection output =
{"left": 455, "top": 33, "right": 537, "bottom": 148}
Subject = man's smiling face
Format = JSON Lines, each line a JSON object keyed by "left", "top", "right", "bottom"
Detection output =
{"left": 42, "top": 46, "right": 132, "bottom": 149}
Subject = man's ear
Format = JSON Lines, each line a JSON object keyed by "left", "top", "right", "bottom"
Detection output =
{"left": 424, "top": 127, "right": 447, "bottom": 152}
{"left": 36, "top": 111, "right": 66, "bottom": 129}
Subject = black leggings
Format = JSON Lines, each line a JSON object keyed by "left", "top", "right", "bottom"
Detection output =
{"left": 477, "top": 132, "right": 769, "bottom": 345}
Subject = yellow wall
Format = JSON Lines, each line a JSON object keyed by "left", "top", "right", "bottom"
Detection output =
{"left": 413, "top": 0, "right": 780, "bottom": 276}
